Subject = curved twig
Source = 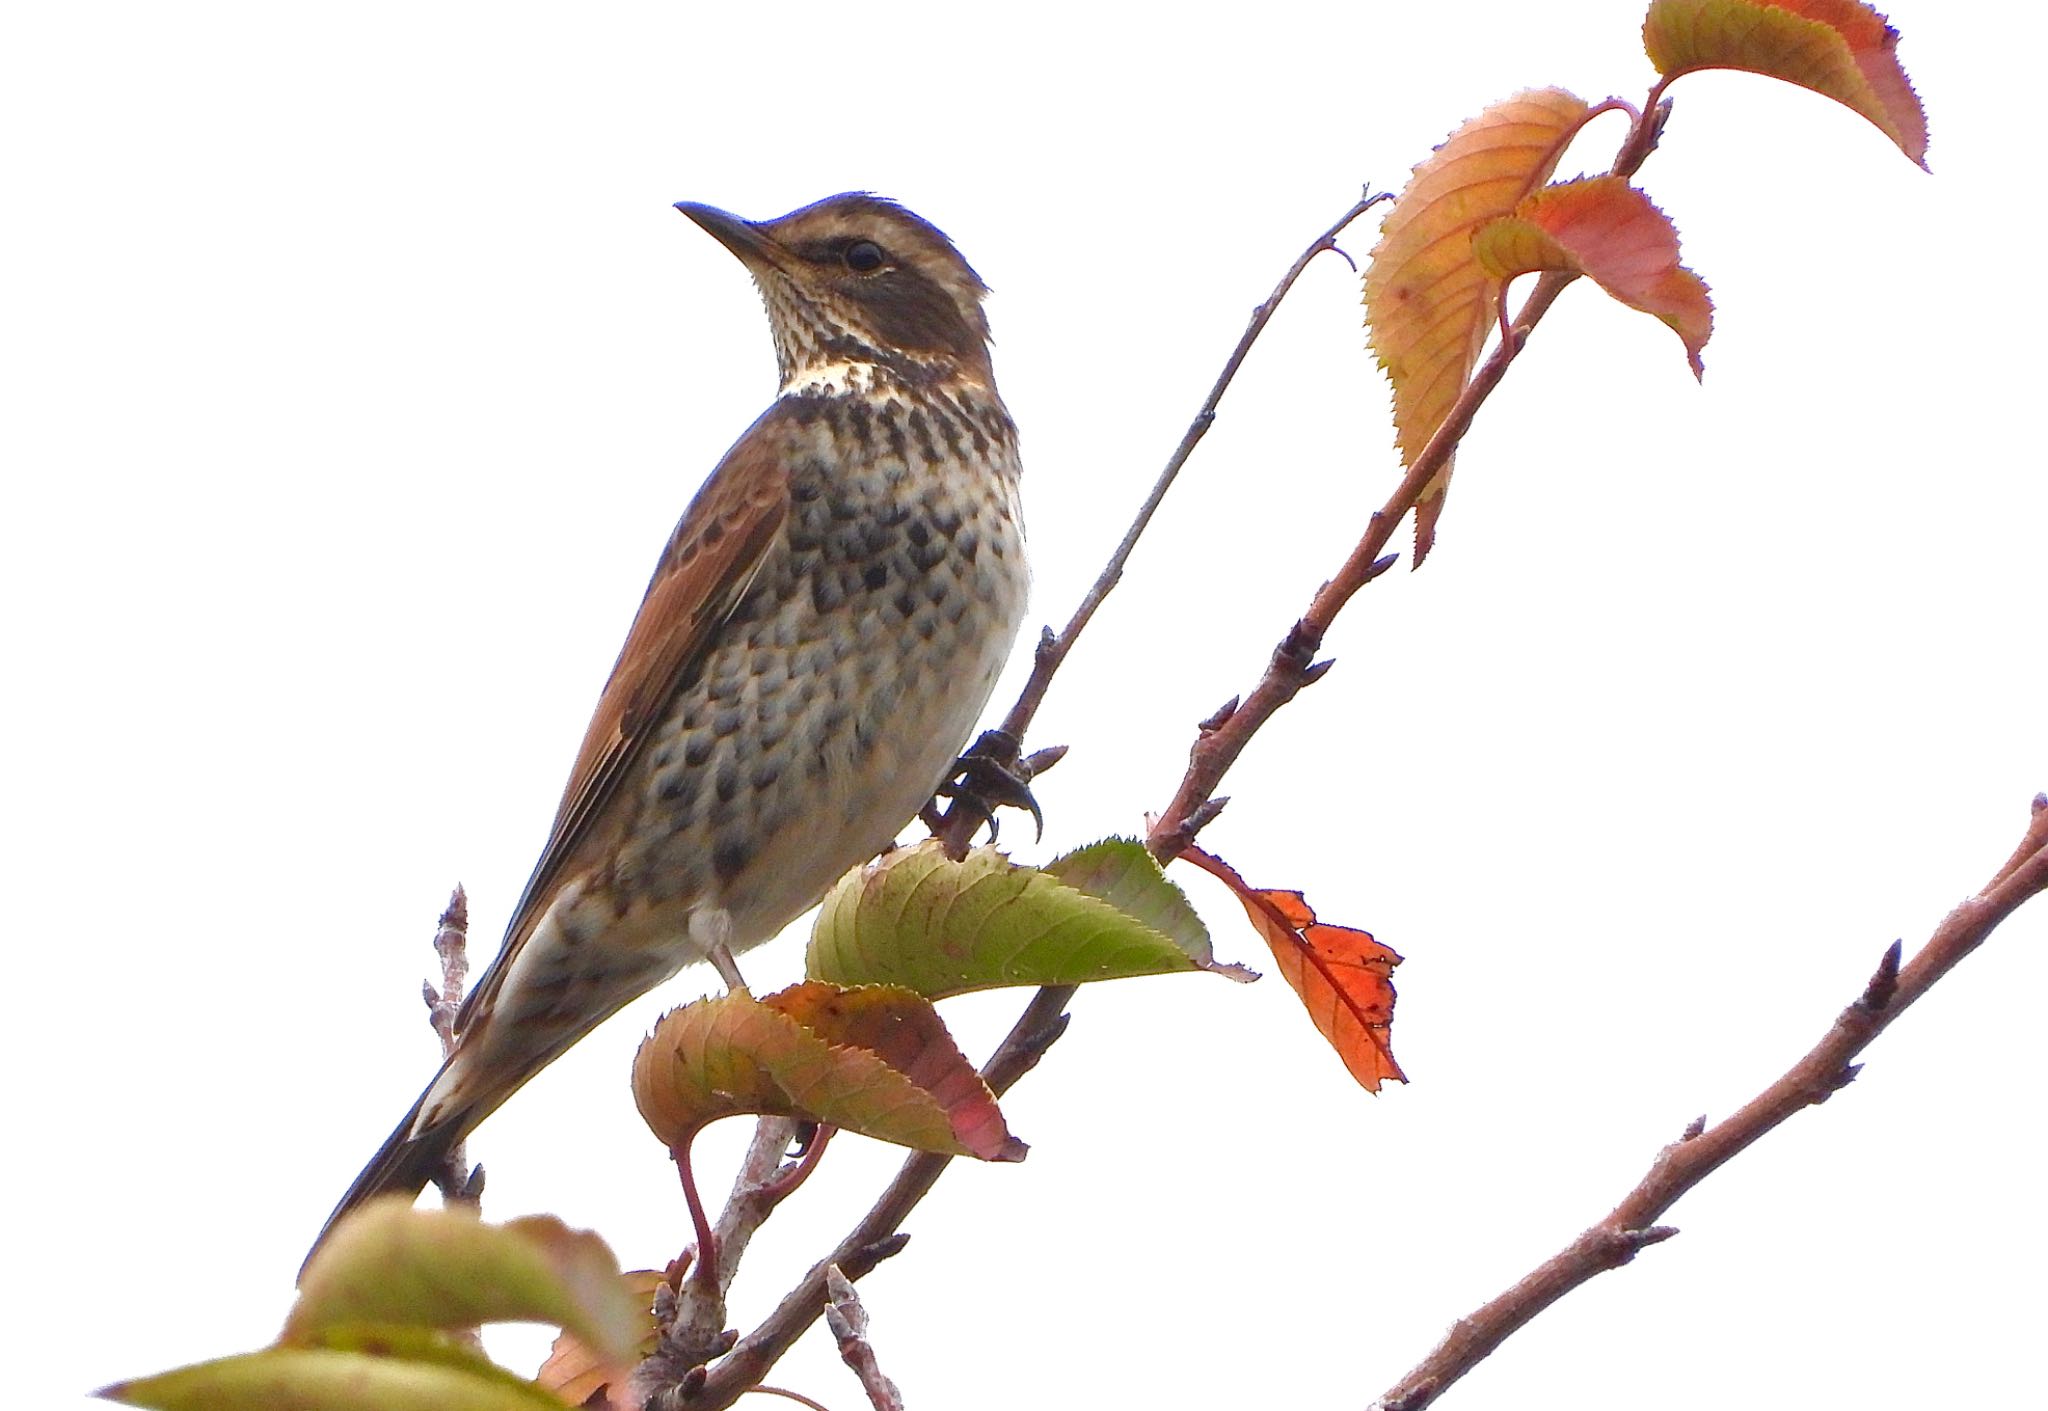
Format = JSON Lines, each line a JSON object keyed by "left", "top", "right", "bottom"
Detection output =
{"left": 1373, "top": 795, "right": 2048, "bottom": 1411}
{"left": 1145, "top": 269, "right": 1575, "bottom": 858}
{"left": 936, "top": 189, "right": 1389, "bottom": 852}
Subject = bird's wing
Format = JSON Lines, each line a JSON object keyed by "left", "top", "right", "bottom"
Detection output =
{"left": 456, "top": 406, "right": 791, "bottom": 1030}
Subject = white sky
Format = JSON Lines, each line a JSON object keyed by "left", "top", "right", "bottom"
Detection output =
{"left": 7, "top": 3, "right": 2043, "bottom": 1408}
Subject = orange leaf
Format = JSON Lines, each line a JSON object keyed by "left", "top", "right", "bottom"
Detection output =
{"left": 536, "top": 1270, "right": 664, "bottom": 1410}
{"left": 1179, "top": 845, "right": 1405, "bottom": 1092}
{"left": 1643, "top": 0, "right": 1927, "bottom": 167}
{"left": 631, "top": 986, "right": 1025, "bottom": 1162}
{"left": 1474, "top": 176, "right": 1713, "bottom": 377}
{"left": 1364, "top": 87, "right": 1591, "bottom": 562}
{"left": 765, "top": 982, "right": 1024, "bottom": 1162}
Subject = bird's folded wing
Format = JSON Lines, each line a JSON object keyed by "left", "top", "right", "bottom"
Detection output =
{"left": 456, "top": 408, "right": 791, "bottom": 1030}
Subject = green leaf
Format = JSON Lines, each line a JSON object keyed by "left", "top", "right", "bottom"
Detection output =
{"left": 806, "top": 839, "right": 1254, "bottom": 997}
{"left": 286, "top": 1202, "right": 640, "bottom": 1367}
{"left": 1041, "top": 837, "right": 1221, "bottom": 964}
{"left": 97, "top": 1344, "right": 569, "bottom": 1411}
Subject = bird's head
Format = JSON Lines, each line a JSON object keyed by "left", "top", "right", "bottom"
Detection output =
{"left": 677, "top": 192, "right": 994, "bottom": 397}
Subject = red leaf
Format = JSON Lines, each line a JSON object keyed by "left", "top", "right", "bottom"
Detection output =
{"left": 1474, "top": 176, "right": 1713, "bottom": 377}
{"left": 1179, "top": 845, "right": 1405, "bottom": 1092}
{"left": 632, "top": 986, "right": 1024, "bottom": 1161}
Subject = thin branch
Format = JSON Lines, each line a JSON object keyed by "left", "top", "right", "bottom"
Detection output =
{"left": 935, "top": 189, "right": 1388, "bottom": 854}
{"left": 422, "top": 886, "right": 484, "bottom": 1209}
{"left": 1372, "top": 794, "right": 2048, "bottom": 1411}
{"left": 1006, "top": 189, "right": 1384, "bottom": 742}
{"left": 1139, "top": 95, "right": 1688, "bottom": 858}
{"left": 826, "top": 1265, "right": 905, "bottom": 1411}
{"left": 1145, "top": 270, "right": 1575, "bottom": 859}
{"left": 741, "top": 1388, "right": 832, "bottom": 1411}
{"left": 424, "top": 885, "right": 470, "bottom": 1056}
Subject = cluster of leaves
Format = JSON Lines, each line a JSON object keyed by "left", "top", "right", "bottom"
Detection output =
{"left": 101, "top": 840, "right": 1317, "bottom": 1409}
{"left": 634, "top": 838, "right": 1251, "bottom": 1172}
{"left": 1366, "top": 0, "right": 1924, "bottom": 560}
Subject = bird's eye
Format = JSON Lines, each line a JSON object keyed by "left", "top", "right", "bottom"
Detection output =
{"left": 843, "top": 240, "right": 885, "bottom": 273}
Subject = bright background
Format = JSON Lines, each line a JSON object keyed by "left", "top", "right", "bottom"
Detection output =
{"left": 7, "top": 4, "right": 2042, "bottom": 1408}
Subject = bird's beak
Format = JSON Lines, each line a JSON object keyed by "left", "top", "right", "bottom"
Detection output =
{"left": 675, "top": 202, "right": 788, "bottom": 274}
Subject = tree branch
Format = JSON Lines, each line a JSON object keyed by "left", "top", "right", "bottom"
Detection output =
{"left": 825, "top": 1265, "right": 904, "bottom": 1411}
{"left": 1373, "top": 793, "right": 2048, "bottom": 1411}
{"left": 1002, "top": 191, "right": 1386, "bottom": 740}
{"left": 1141, "top": 91, "right": 1686, "bottom": 858}
{"left": 1144, "top": 269, "right": 1574, "bottom": 859}
{"left": 422, "top": 886, "right": 484, "bottom": 1210}
{"left": 935, "top": 190, "right": 1388, "bottom": 855}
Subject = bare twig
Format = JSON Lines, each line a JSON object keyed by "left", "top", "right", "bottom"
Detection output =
{"left": 1144, "top": 270, "right": 1573, "bottom": 859}
{"left": 1140, "top": 97, "right": 1685, "bottom": 857}
{"left": 826, "top": 1266, "right": 905, "bottom": 1411}
{"left": 421, "top": 886, "right": 483, "bottom": 1209}
{"left": 1372, "top": 794, "right": 2048, "bottom": 1411}
{"left": 744, "top": 1389, "right": 832, "bottom": 1411}
{"left": 423, "top": 885, "right": 469, "bottom": 1056}
{"left": 935, "top": 188, "right": 1389, "bottom": 855}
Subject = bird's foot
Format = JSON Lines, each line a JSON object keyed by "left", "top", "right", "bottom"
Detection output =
{"left": 926, "top": 729, "right": 1063, "bottom": 844}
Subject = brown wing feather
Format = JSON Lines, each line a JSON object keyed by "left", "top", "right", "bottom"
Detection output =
{"left": 456, "top": 409, "right": 790, "bottom": 1030}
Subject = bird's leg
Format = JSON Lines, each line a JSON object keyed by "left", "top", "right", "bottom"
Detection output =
{"left": 710, "top": 943, "right": 747, "bottom": 992}
{"left": 931, "top": 728, "right": 1057, "bottom": 843}
{"left": 690, "top": 907, "right": 750, "bottom": 993}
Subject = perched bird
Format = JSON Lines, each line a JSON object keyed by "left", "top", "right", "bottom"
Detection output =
{"left": 309, "top": 193, "right": 1028, "bottom": 1262}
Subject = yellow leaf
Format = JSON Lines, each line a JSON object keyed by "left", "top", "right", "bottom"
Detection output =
{"left": 1364, "top": 88, "right": 1591, "bottom": 561}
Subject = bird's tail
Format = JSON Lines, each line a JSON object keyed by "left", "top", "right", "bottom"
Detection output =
{"left": 300, "top": 1071, "right": 477, "bottom": 1280}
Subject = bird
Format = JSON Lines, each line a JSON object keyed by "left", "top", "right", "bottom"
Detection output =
{"left": 308, "top": 193, "right": 1028, "bottom": 1264}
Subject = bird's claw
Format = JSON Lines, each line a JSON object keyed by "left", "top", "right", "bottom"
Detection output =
{"left": 933, "top": 729, "right": 1049, "bottom": 843}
